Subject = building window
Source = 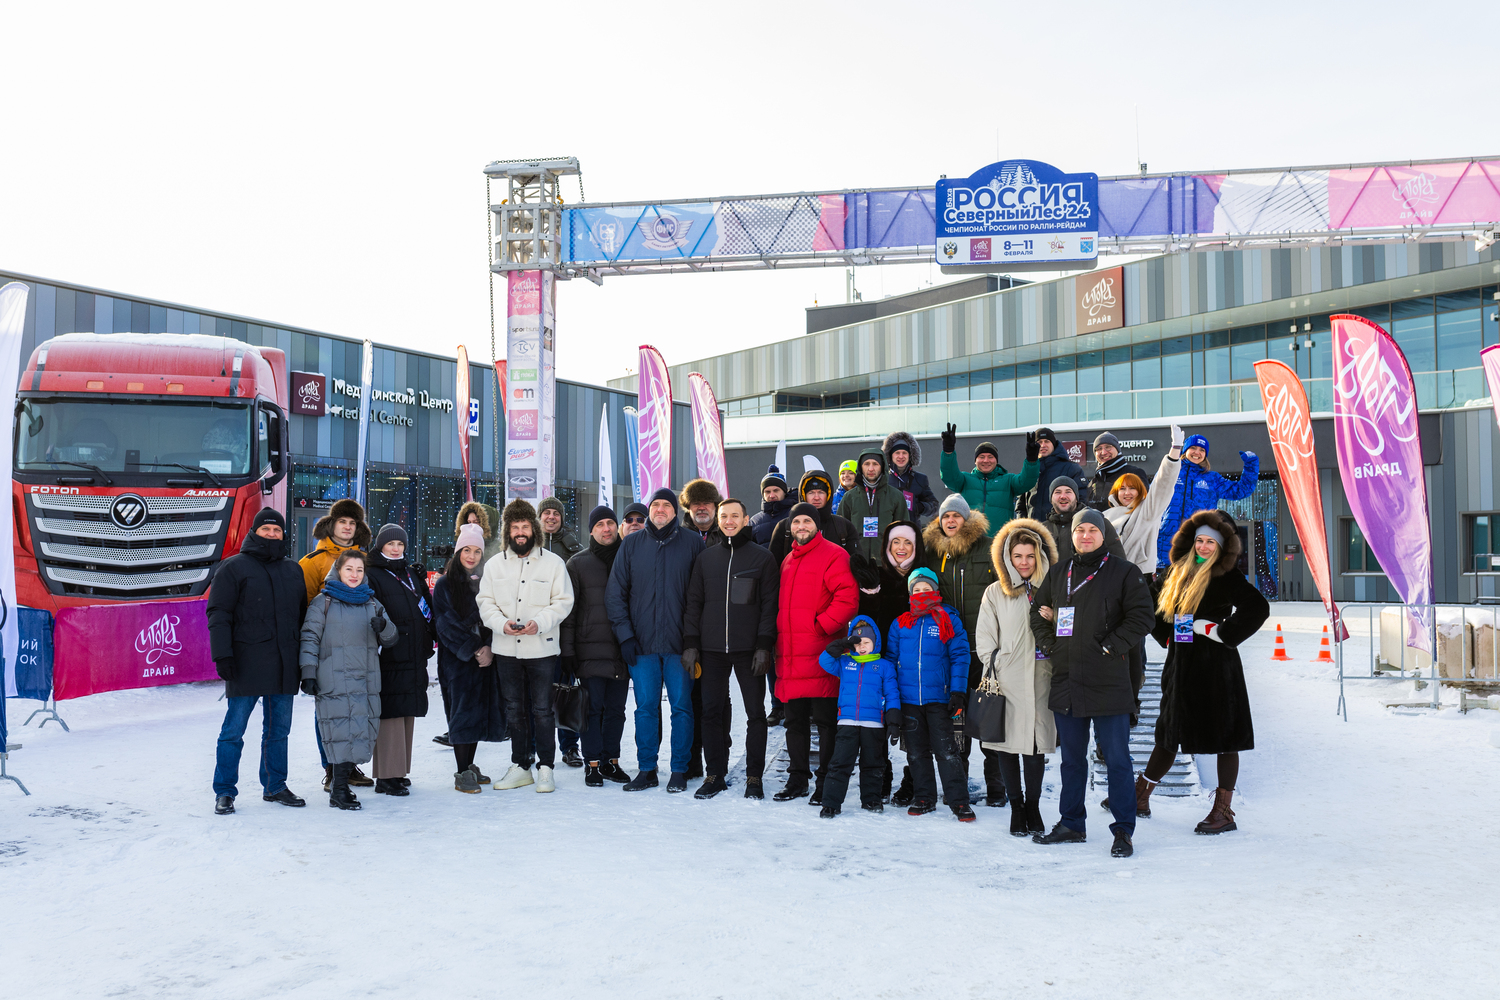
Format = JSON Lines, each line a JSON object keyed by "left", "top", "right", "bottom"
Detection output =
{"left": 1342, "top": 517, "right": 1384, "bottom": 574}
{"left": 1468, "top": 514, "right": 1500, "bottom": 574}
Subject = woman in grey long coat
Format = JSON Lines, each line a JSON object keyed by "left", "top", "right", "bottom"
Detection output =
{"left": 301, "top": 549, "right": 397, "bottom": 810}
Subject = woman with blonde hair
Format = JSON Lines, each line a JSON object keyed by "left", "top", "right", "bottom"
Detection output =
{"left": 974, "top": 517, "right": 1058, "bottom": 837}
{"left": 1134, "top": 509, "right": 1268, "bottom": 834}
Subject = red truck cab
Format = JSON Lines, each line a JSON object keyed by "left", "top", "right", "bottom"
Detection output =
{"left": 12, "top": 333, "right": 289, "bottom": 613}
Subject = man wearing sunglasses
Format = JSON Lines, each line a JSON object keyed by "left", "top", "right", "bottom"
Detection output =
{"left": 619, "top": 503, "right": 649, "bottom": 538}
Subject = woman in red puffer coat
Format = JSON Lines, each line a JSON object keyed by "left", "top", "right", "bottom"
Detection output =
{"left": 772, "top": 503, "right": 860, "bottom": 801}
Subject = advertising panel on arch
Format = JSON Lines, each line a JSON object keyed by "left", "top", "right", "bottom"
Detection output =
{"left": 936, "top": 159, "right": 1099, "bottom": 272}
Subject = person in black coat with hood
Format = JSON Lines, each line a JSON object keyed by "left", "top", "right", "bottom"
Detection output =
{"left": 682, "top": 498, "right": 780, "bottom": 799}
{"left": 364, "top": 523, "right": 435, "bottom": 796}
{"left": 1025, "top": 428, "right": 1087, "bottom": 522}
{"left": 206, "top": 509, "right": 310, "bottom": 815}
{"left": 432, "top": 522, "right": 504, "bottom": 794}
{"left": 561, "top": 505, "right": 633, "bottom": 787}
{"left": 1029, "top": 508, "right": 1155, "bottom": 858}
{"left": 768, "top": 469, "right": 858, "bottom": 563}
{"left": 884, "top": 431, "right": 939, "bottom": 523}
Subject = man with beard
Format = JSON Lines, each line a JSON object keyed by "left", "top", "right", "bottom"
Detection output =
{"left": 681, "top": 498, "right": 779, "bottom": 799}
{"left": 1084, "top": 433, "right": 1148, "bottom": 512}
{"left": 748, "top": 466, "right": 794, "bottom": 545}
{"left": 606, "top": 488, "right": 705, "bottom": 793}
{"left": 678, "top": 478, "right": 724, "bottom": 546}
{"left": 1045, "top": 478, "right": 1126, "bottom": 564}
{"left": 476, "top": 500, "right": 576, "bottom": 794}
{"left": 206, "top": 510, "right": 310, "bottom": 814}
{"left": 1023, "top": 428, "right": 1086, "bottom": 522}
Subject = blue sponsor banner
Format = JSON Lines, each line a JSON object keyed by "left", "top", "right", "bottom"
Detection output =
{"left": 935, "top": 159, "right": 1098, "bottom": 267}
{"left": 567, "top": 204, "right": 719, "bottom": 263}
{"left": 15, "top": 607, "right": 53, "bottom": 702}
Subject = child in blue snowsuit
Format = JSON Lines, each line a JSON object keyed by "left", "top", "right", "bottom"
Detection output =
{"left": 885, "top": 568, "right": 975, "bottom": 821}
{"left": 817, "top": 615, "right": 902, "bottom": 816}
{"left": 1154, "top": 433, "right": 1259, "bottom": 572}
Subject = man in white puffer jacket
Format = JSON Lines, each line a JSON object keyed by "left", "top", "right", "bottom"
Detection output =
{"left": 477, "top": 499, "right": 576, "bottom": 793}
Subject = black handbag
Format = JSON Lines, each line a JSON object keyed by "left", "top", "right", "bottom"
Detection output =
{"left": 551, "top": 678, "right": 590, "bottom": 733}
{"left": 967, "top": 654, "right": 1007, "bottom": 744}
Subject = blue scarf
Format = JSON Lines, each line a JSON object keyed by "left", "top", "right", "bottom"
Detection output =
{"left": 324, "top": 577, "right": 374, "bottom": 605}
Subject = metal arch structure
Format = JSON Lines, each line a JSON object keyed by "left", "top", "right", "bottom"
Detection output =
{"left": 486, "top": 154, "right": 1500, "bottom": 281}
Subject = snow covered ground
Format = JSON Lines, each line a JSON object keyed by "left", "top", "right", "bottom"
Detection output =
{"left": 4, "top": 601, "right": 1499, "bottom": 999}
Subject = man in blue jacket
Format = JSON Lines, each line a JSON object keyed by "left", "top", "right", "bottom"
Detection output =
{"left": 1154, "top": 434, "right": 1259, "bottom": 572}
{"left": 606, "top": 487, "right": 705, "bottom": 793}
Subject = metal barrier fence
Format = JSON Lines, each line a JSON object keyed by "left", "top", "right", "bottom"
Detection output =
{"left": 1335, "top": 602, "right": 1500, "bottom": 720}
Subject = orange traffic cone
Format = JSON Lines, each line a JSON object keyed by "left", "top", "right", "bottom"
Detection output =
{"left": 1313, "top": 625, "right": 1334, "bottom": 663}
{"left": 1270, "top": 624, "right": 1290, "bottom": 661}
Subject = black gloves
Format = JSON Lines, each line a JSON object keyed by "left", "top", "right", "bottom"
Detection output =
{"left": 751, "top": 649, "right": 773, "bottom": 676}
{"left": 949, "top": 691, "right": 967, "bottom": 713}
{"left": 370, "top": 614, "right": 387, "bottom": 635}
{"left": 300, "top": 678, "right": 318, "bottom": 697}
{"left": 680, "top": 648, "right": 699, "bottom": 674}
{"left": 941, "top": 422, "right": 957, "bottom": 453}
{"left": 1025, "top": 431, "right": 1040, "bottom": 461}
{"left": 214, "top": 657, "right": 237, "bottom": 682}
{"left": 848, "top": 552, "right": 880, "bottom": 590}
{"left": 825, "top": 635, "right": 856, "bottom": 658}
{"left": 885, "top": 708, "right": 902, "bottom": 745}
{"left": 620, "top": 637, "right": 640, "bottom": 666}
{"left": 559, "top": 656, "right": 575, "bottom": 681}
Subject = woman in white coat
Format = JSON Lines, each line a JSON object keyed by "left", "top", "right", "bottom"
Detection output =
{"left": 974, "top": 517, "right": 1058, "bottom": 838}
{"left": 1102, "top": 425, "right": 1183, "bottom": 578}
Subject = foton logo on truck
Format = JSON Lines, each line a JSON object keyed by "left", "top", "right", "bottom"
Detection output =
{"left": 12, "top": 332, "right": 289, "bottom": 613}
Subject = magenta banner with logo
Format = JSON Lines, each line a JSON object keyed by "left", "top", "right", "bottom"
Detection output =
{"left": 1482, "top": 344, "right": 1500, "bottom": 430}
{"left": 53, "top": 600, "right": 217, "bottom": 700}
{"left": 1331, "top": 314, "right": 1432, "bottom": 652}
{"left": 636, "top": 345, "right": 673, "bottom": 499}
{"left": 687, "top": 372, "right": 728, "bottom": 496}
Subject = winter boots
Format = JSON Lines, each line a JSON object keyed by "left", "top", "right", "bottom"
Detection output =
{"left": 374, "top": 778, "right": 408, "bottom": 796}
{"left": 1008, "top": 801, "right": 1029, "bottom": 837}
{"left": 694, "top": 775, "right": 727, "bottom": 799}
{"left": 622, "top": 769, "right": 659, "bottom": 792}
{"left": 666, "top": 771, "right": 689, "bottom": 793}
{"left": 743, "top": 776, "right": 764, "bottom": 800}
{"left": 808, "top": 779, "right": 825, "bottom": 807}
{"left": 599, "top": 759, "right": 631, "bottom": 784}
{"left": 1024, "top": 801, "right": 1045, "bottom": 835}
{"left": 468, "top": 764, "right": 490, "bottom": 784}
{"left": 1195, "top": 788, "right": 1238, "bottom": 834}
{"left": 890, "top": 766, "right": 915, "bottom": 806}
{"left": 1104, "top": 774, "right": 1156, "bottom": 817}
{"left": 455, "top": 769, "right": 481, "bottom": 794}
{"left": 982, "top": 753, "right": 1007, "bottom": 807}
{"left": 773, "top": 777, "right": 809, "bottom": 801}
{"left": 322, "top": 765, "right": 333, "bottom": 792}
{"left": 585, "top": 762, "right": 604, "bottom": 787}
{"left": 347, "top": 765, "right": 374, "bottom": 787}
{"left": 329, "top": 763, "right": 361, "bottom": 810}
{"left": 950, "top": 803, "right": 976, "bottom": 822}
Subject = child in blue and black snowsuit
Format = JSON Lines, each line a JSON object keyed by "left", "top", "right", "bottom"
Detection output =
{"left": 817, "top": 615, "right": 902, "bottom": 817}
{"left": 1154, "top": 433, "right": 1259, "bottom": 573}
{"left": 885, "top": 568, "right": 975, "bottom": 821}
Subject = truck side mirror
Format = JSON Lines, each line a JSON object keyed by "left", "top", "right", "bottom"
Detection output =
{"left": 260, "top": 403, "right": 289, "bottom": 494}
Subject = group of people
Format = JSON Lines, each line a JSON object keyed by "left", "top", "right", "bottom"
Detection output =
{"left": 204, "top": 422, "right": 1268, "bottom": 858}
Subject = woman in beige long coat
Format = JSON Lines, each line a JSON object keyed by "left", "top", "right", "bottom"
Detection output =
{"left": 974, "top": 517, "right": 1058, "bottom": 838}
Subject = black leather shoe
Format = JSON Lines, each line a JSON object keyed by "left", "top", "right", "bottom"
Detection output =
{"left": 562, "top": 748, "right": 585, "bottom": 769}
{"left": 432, "top": 732, "right": 452, "bottom": 747}
{"left": 666, "top": 771, "right": 689, "bottom": 793}
{"left": 773, "top": 779, "right": 809, "bottom": 802}
{"left": 263, "top": 788, "right": 306, "bottom": 807}
{"left": 861, "top": 802, "right": 884, "bottom": 813}
{"left": 214, "top": 795, "right": 235, "bottom": 815}
{"left": 375, "top": 778, "right": 409, "bottom": 796}
{"left": 819, "top": 805, "right": 838, "bottom": 818}
{"left": 1033, "top": 823, "right": 1087, "bottom": 845}
{"left": 1111, "top": 832, "right": 1134, "bottom": 858}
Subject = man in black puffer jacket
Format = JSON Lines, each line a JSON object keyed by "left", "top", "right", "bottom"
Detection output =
{"left": 1029, "top": 508, "right": 1154, "bottom": 858}
{"left": 748, "top": 465, "right": 794, "bottom": 545}
{"left": 884, "top": 431, "right": 939, "bottom": 523}
{"left": 1024, "top": 428, "right": 1087, "bottom": 522}
{"left": 561, "top": 505, "right": 632, "bottom": 787}
{"left": 206, "top": 509, "right": 310, "bottom": 815}
{"left": 682, "top": 498, "right": 780, "bottom": 800}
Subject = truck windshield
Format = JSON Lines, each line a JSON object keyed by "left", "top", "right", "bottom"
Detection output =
{"left": 16, "top": 398, "right": 255, "bottom": 476}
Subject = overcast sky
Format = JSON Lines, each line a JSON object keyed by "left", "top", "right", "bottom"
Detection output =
{"left": 2, "top": 1, "right": 1494, "bottom": 392}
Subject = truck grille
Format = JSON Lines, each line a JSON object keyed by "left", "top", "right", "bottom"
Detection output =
{"left": 29, "top": 493, "right": 232, "bottom": 600}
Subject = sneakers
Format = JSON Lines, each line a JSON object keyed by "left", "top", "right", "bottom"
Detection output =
{"left": 374, "top": 778, "right": 409, "bottom": 796}
{"left": 263, "top": 788, "right": 306, "bottom": 807}
{"left": 773, "top": 778, "right": 809, "bottom": 802}
{"left": 347, "top": 765, "right": 374, "bottom": 787}
{"left": 535, "top": 766, "right": 555, "bottom": 793}
{"left": 1111, "top": 831, "right": 1134, "bottom": 857}
{"left": 819, "top": 805, "right": 839, "bottom": 818}
{"left": 694, "top": 775, "right": 727, "bottom": 799}
{"left": 743, "top": 776, "right": 765, "bottom": 800}
{"left": 907, "top": 798, "right": 937, "bottom": 816}
{"left": 951, "top": 803, "right": 977, "bottom": 822}
{"left": 599, "top": 759, "right": 630, "bottom": 784}
{"left": 494, "top": 764, "right": 536, "bottom": 790}
{"left": 585, "top": 763, "right": 604, "bottom": 787}
{"left": 666, "top": 771, "right": 689, "bottom": 793}
{"left": 455, "top": 770, "right": 481, "bottom": 794}
{"left": 468, "top": 764, "right": 490, "bottom": 785}
{"left": 214, "top": 795, "right": 235, "bottom": 815}
{"left": 561, "top": 747, "right": 585, "bottom": 769}
{"left": 623, "top": 769, "right": 659, "bottom": 792}
{"left": 1033, "top": 823, "right": 1086, "bottom": 845}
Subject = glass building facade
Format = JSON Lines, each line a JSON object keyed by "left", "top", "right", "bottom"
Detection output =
{"left": 5, "top": 268, "right": 695, "bottom": 572}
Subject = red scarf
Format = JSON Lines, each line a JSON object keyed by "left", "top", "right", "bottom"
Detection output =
{"left": 899, "top": 590, "right": 955, "bottom": 643}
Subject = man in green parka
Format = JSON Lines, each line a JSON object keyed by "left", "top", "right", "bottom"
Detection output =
{"left": 938, "top": 424, "right": 1040, "bottom": 537}
{"left": 835, "top": 445, "right": 910, "bottom": 563}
